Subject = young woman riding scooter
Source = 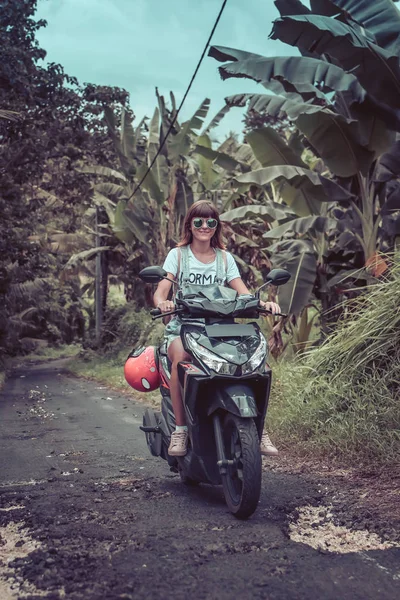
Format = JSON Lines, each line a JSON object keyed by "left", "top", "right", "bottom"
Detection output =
{"left": 153, "top": 200, "right": 280, "bottom": 457}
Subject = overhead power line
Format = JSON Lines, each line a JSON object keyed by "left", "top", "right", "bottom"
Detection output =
{"left": 127, "top": 0, "right": 229, "bottom": 201}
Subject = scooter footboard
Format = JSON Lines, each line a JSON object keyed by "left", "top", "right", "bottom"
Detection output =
{"left": 206, "top": 383, "right": 257, "bottom": 418}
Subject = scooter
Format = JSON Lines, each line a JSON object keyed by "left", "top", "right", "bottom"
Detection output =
{"left": 138, "top": 266, "right": 290, "bottom": 519}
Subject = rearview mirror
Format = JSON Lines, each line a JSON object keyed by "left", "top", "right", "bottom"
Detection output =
{"left": 139, "top": 266, "right": 168, "bottom": 284}
{"left": 266, "top": 268, "right": 291, "bottom": 286}
{"left": 255, "top": 268, "right": 291, "bottom": 296}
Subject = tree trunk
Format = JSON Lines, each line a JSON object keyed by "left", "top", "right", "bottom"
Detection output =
{"left": 95, "top": 207, "right": 103, "bottom": 347}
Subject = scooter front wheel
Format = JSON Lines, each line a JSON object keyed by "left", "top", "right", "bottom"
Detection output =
{"left": 221, "top": 414, "right": 262, "bottom": 519}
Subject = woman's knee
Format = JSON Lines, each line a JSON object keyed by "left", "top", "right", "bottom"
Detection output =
{"left": 168, "top": 341, "right": 190, "bottom": 366}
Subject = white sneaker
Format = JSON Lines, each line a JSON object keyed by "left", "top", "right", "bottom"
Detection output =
{"left": 260, "top": 431, "right": 278, "bottom": 456}
{"left": 168, "top": 430, "right": 188, "bottom": 457}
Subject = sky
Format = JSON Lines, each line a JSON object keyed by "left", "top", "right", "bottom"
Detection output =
{"left": 36, "top": 0, "right": 295, "bottom": 141}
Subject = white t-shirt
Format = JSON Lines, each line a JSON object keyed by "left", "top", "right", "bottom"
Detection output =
{"left": 163, "top": 246, "right": 240, "bottom": 287}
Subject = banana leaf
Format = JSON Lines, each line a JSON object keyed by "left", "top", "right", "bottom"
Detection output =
{"left": 209, "top": 46, "right": 366, "bottom": 104}
{"left": 376, "top": 141, "right": 400, "bottom": 182}
{"left": 275, "top": 0, "right": 310, "bottom": 16}
{"left": 347, "top": 101, "right": 394, "bottom": 156}
{"left": 168, "top": 99, "right": 210, "bottom": 160}
{"left": 195, "top": 134, "right": 220, "bottom": 189}
{"left": 230, "top": 233, "right": 259, "bottom": 248}
{"left": 229, "top": 93, "right": 375, "bottom": 177}
{"left": 220, "top": 204, "right": 290, "bottom": 223}
{"left": 148, "top": 107, "right": 160, "bottom": 165}
{"left": 270, "top": 15, "right": 400, "bottom": 108}
{"left": 230, "top": 253, "right": 264, "bottom": 285}
{"left": 245, "top": 128, "right": 320, "bottom": 215}
{"left": 225, "top": 93, "right": 327, "bottom": 118}
{"left": 92, "top": 191, "right": 117, "bottom": 222}
{"left": 202, "top": 105, "right": 231, "bottom": 135}
{"left": 246, "top": 127, "right": 305, "bottom": 168}
{"left": 112, "top": 201, "right": 135, "bottom": 245}
{"left": 132, "top": 116, "right": 147, "bottom": 159}
{"left": 174, "top": 180, "right": 194, "bottom": 219}
{"left": 94, "top": 182, "right": 128, "bottom": 201}
{"left": 309, "top": 0, "right": 377, "bottom": 43}
{"left": 156, "top": 88, "right": 174, "bottom": 156}
{"left": 193, "top": 143, "right": 249, "bottom": 172}
{"left": 271, "top": 239, "right": 317, "bottom": 315}
{"left": 296, "top": 112, "right": 375, "bottom": 177}
{"left": 327, "top": 0, "right": 400, "bottom": 53}
{"left": 261, "top": 77, "right": 328, "bottom": 103}
{"left": 104, "top": 107, "right": 135, "bottom": 178}
{"left": 263, "top": 215, "right": 337, "bottom": 239}
{"left": 64, "top": 247, "right": 110, "bottom": 269}
{"left": 137, "top": 158, "right": 168, "bottom": 206}
{"left": 77, "top": 166, "right": 127, "bottom": 182}
{"left": 123, "top": 208, "right": 152, "bottom": 247}
{"left": 236, "top": 165, "right": 353, "bottom": 211}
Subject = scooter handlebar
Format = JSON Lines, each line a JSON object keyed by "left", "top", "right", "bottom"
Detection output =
{"left": 150, "top": 306, "right": 286, "bottom": 320}
{"left": 259, "top": 308, "right": 287, "bottom": 318}
{"left": 150, "top": 307, "right": 184, "bottom": 320}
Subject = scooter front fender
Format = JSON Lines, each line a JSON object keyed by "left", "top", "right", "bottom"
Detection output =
{"left": 207, "top": 383, "right": 257, "bottom": 418}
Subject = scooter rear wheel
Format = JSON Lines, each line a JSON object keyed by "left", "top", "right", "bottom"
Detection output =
{"left": 143, "top": 408, "right": 162, "bottom": 457}
{"left": 221, "top": 414, "right": 262, "bottom": 519}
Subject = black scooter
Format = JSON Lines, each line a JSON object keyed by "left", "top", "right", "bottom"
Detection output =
{"left": 138, "top": 266, "right": 290, "bottom": 519}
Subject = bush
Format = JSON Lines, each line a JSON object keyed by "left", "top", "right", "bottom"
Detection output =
{"left": 96, "top": 302, "right": 164, "bottom": 355}
{"left": 268, "top": 262, "right": 400, "bottom": 466}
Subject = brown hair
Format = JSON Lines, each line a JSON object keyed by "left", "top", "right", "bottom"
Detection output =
{"left": 177, "top": 200, "right": 226, "bottom": 249}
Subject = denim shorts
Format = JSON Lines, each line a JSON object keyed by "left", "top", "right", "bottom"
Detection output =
{"left": 164, "top": 317, "right": 182, "bottom": 350}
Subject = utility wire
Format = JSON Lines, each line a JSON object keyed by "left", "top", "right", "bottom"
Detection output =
{"left": 127, "top": 0, "right": 229, "bottom": 201}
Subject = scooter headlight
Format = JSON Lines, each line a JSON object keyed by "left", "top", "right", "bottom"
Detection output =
{"left": 242, "top": 335, "right": 267, "bottom": 375}
{"left": 185, "top": 334, "right": 237, "bottom": 375}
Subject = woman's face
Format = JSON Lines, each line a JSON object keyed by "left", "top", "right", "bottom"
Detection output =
{"left": 190, "top": 216, "right": 218, "bottom": 244}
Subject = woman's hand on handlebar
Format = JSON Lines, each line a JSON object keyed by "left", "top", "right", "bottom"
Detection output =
{"left": 260, "top": 300, "right": 281, "bottom": 314}
{"left": 156, "top": 300, "right": 175, "bottom": 314}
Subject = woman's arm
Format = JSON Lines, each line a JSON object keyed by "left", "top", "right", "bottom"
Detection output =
{"left": 153, "top": 273, "right": 175, "bottom": 312}
{"left": 228, "top": 278, "right": 281, "bottom": 314}
{"left": 228, "top": 277, "right": 251, "bottom": 295}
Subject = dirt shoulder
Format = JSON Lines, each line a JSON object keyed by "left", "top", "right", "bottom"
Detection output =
{"left": 267, "top": 452, "right": 400, "bottom": 545}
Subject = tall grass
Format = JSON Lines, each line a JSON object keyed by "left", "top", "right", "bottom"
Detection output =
{"left": 268, "top": 262, "right": 400, "bottom": 466}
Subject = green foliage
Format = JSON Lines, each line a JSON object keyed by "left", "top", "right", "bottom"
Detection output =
{"left": 209, "top": 0, "right": 400, "bottom": 339}
{"left": 90, "top": 302, "right": 164, "bottom": 355}
{"left": 0, "top": 0, "right": 131, "bottom": 357}
{"left": 268, "top": 261, "right": 400, "bottom": 465}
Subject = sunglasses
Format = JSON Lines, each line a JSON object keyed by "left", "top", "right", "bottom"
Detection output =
{"left": 192, "top": 217, "right": 218, "bottom": 229}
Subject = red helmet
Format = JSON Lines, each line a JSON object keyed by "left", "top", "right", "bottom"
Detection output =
{"left": 124, "top": 346, "right": 160, "bottom": 392}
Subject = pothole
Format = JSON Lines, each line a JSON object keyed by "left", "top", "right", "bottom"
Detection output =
{"left": 289, "top": 505, "right": 400, "bottom": 554}
{"left": 0, "top": 521, "right": 45, "bottom": 599}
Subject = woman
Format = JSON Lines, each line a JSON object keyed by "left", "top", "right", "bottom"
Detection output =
{"left": 153, "top": 200, "right": 280, "bottom": 457}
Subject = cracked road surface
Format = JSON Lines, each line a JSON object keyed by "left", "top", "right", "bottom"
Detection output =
{"left": 0, "top": 361, "right": 399, "bottom": 599}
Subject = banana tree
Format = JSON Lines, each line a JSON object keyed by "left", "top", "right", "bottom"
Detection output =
{"left": 208, "top": 0, "right": 400, "bottom": 323}
{"left": 76, "top": 91, "right": 231, "bottom": 303}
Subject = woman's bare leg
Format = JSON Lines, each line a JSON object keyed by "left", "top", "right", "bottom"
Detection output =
{"left": 167, "top": 338, "right": 191, "bottom": 426}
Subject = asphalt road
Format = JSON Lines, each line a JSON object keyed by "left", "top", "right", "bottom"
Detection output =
{"left": 0, "top": 360, "right": 399, "bottom": 600}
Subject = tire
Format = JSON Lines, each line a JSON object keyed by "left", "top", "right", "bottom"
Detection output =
{"left": 221, "top": 414, "right": 262, "bottom": 519}
{"left": 143, "top": 408, "right": 162, "bottom": 457}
